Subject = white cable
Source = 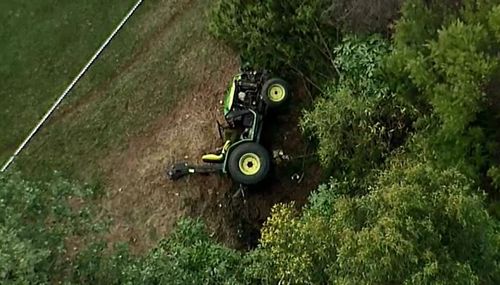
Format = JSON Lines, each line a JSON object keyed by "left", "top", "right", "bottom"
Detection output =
{"left": 1, "top": 0, "right": 143, "bottom": 172}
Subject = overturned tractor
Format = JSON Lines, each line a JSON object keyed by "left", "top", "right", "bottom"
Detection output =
{"left": 167, "top": 70, "right": 290, "bottom": 185}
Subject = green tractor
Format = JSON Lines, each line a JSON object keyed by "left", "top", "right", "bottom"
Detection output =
{"left": 167, "top": 70, "right": 291, "bottom": 185}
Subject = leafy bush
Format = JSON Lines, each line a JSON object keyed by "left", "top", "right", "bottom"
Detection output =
{"left": 302, "top": 36, "right": 416, "bottom": 178}
{"left": 71, "top": 242, "right": 137, "bottom": 285}
{"left": 254, "top": 161, "right": 500, "bottom": 284}
{"left": 385, "top": 0, "right": 500, "bottom": 184}
{"left": 128, "top": 219, "right": 244, "bottom": 285}
{"left": 0, "top": 227, "right": 51, "bottom": 284}
{"left": 398, "top": 20, "right": 495, "bottom": 135}
{"left": 488, "top": 166, "right": 500, "bottom": 190}
{"left": 490, "top": 5, "right": 500, "bottom": 40}
{"left": 391, "top": 0, "right": 500, "bottom": 127}
{"left": 0, "top": 173, "right": 97, "bottom": 284}
{"left": 209, "top": 0, "right": 338, "bottom": 76}
{"left": 246, "top": 203, "right": 333, "bottom": 284}
{"left": 73, "top": 219, "right": 245, "bottom": 285}
{"left": 262, "top": 2, "right": 500, "bottom": 283}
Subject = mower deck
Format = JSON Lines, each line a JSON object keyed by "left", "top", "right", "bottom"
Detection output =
{"left": 167, "top": 163, "right": 223, "bottom": 181}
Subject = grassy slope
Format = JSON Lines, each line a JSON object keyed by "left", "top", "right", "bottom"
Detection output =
{"left": 0, "top": 0, "right": 136, "bottom": 165}
{"left": 3, "top": 0, "right": 229, "bottom": 183}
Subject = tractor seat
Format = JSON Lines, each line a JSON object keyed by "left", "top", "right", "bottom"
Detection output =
{"left": 202, "top": 140, "right": 231, "bottom": 163}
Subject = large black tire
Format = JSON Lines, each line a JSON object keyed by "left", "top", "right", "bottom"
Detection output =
{"left": 261, "top": 78, "right": 291, "bottom": 109}
{"left": 227, "top": 142, "right": 271, "bottom": 185}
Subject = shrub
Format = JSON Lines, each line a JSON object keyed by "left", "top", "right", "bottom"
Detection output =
{"left": 424, "top": 21, "right": 494, "bottom": 134}
{"left": 490, "top": 5, "right": 500, "bottom": 40}
{"left": 488, "top": 166, "right": 500, "bottom": 190}
{"left": 129, "top": 219, "right": 244, "bottom": 285}
{"left": 255, "top": 161, "right": 500, "bottom": 284}
{"left": 0, "top": 176, "right": 243, "bottom": 284}
{"left": 74, "top": 219, "right": 245, "bottom": 285}
{"left": 246, "top": 203, "right": 333, "bottom": 284}
{"left": 0, "top": 173, "right": 97, "bottom": 284}
{"left": 302, "top": 36, "right": 416, "bottom": 178}
{"left": 71, "top": 242, "right": 136, "bottom": 285}
{"left": 209, "top": 0, "right": 338, "bottom": 77}
{"left": 386, "top": 0, "right": 500, "bottom": 185}
{"left": 0, "top": 226, "right": 51, "bottom": 284}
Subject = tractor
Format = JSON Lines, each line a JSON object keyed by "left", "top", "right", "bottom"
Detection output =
{"left": 167, "top": 69, "right": 290, "bottom": 185}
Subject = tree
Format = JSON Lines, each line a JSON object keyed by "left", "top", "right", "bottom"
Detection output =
{"left": 302, "top": 36, "right": 416, "bottom": 178}
{"left": 383, "top": 0, "right": 500, "bottom": 191}
{"left": 0, "top": 173, "right": 97, "bottom": 284}
{"left": 0, "top": 175, "right": 244, "bottom": 284}
{"left": 73, "top": 219, "right": 245, "bottom": 285}
{"left": 209, "top": 0, "right": 338, "bottom": 77}
{"left": 252, "top": 161, "right": 500, "bottom": 284}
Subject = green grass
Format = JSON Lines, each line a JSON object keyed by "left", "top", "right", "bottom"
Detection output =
{"left": 0, "top": 0, "right": 136, "bottom": 165}
{"left": 1, "top": 0, "right": 232, "bottom": 182}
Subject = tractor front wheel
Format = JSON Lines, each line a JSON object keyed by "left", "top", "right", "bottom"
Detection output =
{"left": 262, "top": 78, "right": 291, "bottom": 108}
{"left": 227, "top": 142, "right": 270, "bottom": 185}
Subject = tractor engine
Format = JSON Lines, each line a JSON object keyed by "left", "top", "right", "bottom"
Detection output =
{"left": 224, "top": 71, "right": 265, "bottom": 132}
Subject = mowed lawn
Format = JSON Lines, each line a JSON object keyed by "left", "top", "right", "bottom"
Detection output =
{"left": 0, "top": 0, "right": 136, "bottom": 167}
{"left": 1, "top": 0, "right": 232, "bottom": 182}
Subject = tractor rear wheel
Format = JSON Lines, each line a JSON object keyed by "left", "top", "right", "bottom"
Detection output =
{"left": 227, "top": 142, "right": 270, "bottom": 185}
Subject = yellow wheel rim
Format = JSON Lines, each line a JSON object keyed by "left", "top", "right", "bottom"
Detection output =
{"left": 268, "top": 84, "right": 286, "bottom": 102}
{"left": 239, "top": 153, "right": 261, "bottom": 176}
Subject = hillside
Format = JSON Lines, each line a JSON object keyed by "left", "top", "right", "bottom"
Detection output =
{"left": 2, "top": 0, "right": 500, "bottom": 284}
{"left": 1, "top": 0, "right": 320, "bottom": 252}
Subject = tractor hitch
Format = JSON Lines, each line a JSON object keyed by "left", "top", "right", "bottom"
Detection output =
{"left": 167, "top": 162, "right": 223, "bottom": 181}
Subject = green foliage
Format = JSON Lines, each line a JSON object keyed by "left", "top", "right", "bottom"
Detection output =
{"left": 393, "top": 0, "right": 456, "bottom": 50}
{"left": 488, "top": 166, "right": 500, "bottom": 190}
{"left": 130, "top": 219, "right": 244, "bottom": 285}
{"left": 386, "top": 0, "right": 500, "bottom": 183}
{"left": 490, "top": 5, "right": 500, "bottom": 40}
{"left": 0, "top": 173, "right": 97, "bottom": 284}
{"left": 256, "top": 2, "right": 500, "bottom": 284}
{"left": 209, "top": 0, "right": 337, "bottom": 76}
{"left": 393, "top": 0, "right": 500, "bottom": 50}
{"left": 73, "top": 219, "right": 244, "bottom": 285}
{"left": 425, "top": 21, "right": 493, "bottom": 134}
{"left": 246, "top": 203, "right": 333, "bottom": 284}
{"left": 302, "top": 36, "right": 416, "bottom": 178}
{"left": 0, "top": 227, "right": 51, "bottom": 284}
{"left": 71, "top": 242, "right": 137, "bottom": 285}
{"left": 0, "top": 176, "right": 245, "bottom": 285}
{"left": 0, "top": 174, "right": 244, "bottom": 285}
{"left": 255, "top": 161, "right": 500, "bottom": 284}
